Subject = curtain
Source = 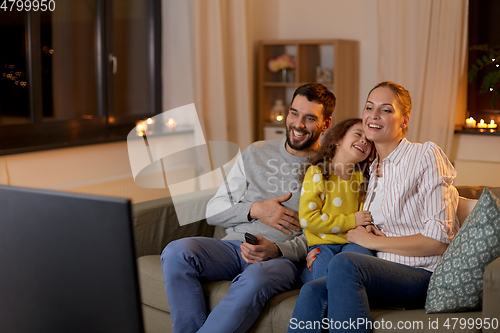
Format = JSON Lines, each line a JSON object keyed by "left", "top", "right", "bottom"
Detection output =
{"left": 162, "top": 0, "right": 252, "bottom": 191}
{"left": 377, "top": 0, "right": 468, "bottom": 154}
{"left": 163, "top": 0, "right": 253, "bottom": 149}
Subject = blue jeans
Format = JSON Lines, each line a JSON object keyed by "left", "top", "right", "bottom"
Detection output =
{"left": 299, "top": 243, "right": 375, "bottom": 284}
{"left": 161, "top": 237, "right": 299, "bottom": 333}
{"left": 288, "top": 253, "right": 432, "bottom": 333}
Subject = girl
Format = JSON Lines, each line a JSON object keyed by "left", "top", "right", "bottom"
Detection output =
{"left": 298, "top": 118, "right": 374, "bottom": 283}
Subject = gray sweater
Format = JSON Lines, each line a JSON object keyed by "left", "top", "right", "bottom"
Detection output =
{"left": 206, "top": 139, "right": 309, "bottom": 263}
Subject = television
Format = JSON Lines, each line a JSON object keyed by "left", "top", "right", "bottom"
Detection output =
{"left": 0, "top": 185, "right": 144, "bottom": 333}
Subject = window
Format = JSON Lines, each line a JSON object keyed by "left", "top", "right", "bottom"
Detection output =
{"left": 467, "top": 0, "right": 500, "bottom": 125}
{"left": 0, "top": 0, "right": 161, "bottom": 154}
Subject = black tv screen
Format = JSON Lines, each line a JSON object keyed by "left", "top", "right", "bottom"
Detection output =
{"left": 0, "top": 185, "right": 144, "bottom": 333}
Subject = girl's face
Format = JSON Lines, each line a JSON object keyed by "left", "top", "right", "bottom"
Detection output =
{"left": 336, "top": 122, "right": 372, "bottom": 163}
{"left": 362, "top": 87, "right": 409, "bottom": 144}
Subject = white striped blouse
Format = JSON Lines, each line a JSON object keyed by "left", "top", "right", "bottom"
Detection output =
{"left": 364, "top": 138, "right": 460, "bottom": 272}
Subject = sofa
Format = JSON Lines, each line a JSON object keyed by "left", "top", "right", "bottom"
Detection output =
{"left": 133, "top": 186, "right": 500, "bottom": 333}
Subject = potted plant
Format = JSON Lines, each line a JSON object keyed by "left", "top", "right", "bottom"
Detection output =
{"left": 268, "top": 54, "right": 296, "bottom": 82}
{"left": 468, "top": 44, "right": 500, "bottom": 107}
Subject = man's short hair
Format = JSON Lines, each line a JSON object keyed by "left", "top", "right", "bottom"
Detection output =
{"left": 291, "top": 83, "right": 336, "bottom": 120}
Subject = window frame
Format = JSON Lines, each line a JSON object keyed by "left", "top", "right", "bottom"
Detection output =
{"left": 0, "top": 0, "right": 162, "bottom": 155}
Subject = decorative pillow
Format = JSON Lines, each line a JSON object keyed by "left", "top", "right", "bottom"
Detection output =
{"left": 425, "top": 188, "right": 500, "bottom": 313}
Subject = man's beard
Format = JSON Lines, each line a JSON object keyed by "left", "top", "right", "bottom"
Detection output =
{"left": 286, "top": 127, "right": 320, "bottom": 151}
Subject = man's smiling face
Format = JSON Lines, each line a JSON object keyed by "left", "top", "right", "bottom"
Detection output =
{"left": 285, "top": 95, "right": 329, "bottom": 156}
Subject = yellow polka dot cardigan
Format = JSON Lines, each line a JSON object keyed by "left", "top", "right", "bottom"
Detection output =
{"left": 299, "top": 165, "right": 364, "bottom": 247}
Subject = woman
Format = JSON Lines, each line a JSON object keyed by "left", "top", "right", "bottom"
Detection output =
{"left": 288, "top": 82, "right": 460, "bottom": 333}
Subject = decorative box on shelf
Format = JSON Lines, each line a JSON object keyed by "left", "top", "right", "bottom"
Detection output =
{"left": 263, "top": 125, "right": 286, "bottom": 141}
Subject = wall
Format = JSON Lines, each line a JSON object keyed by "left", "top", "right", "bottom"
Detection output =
{"left": 4, "top": 1, "right": 498, "bottom": 194}
{"left": 450, "top": 133, "right": 500, "bottom": 187}
{"left": 0, "top": 132, "right": 197, "bottom": 203}
{"left": 247, "top": 0, "right": 379, "bottom": 116}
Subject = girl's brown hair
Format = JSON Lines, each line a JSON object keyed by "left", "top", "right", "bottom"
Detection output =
{"left": 298, "top": 118, "right": 373, "bottom": 203}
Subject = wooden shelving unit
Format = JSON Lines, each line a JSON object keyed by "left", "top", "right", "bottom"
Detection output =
{"left": 257, "top": 39, "right": 359, "bottom": 140}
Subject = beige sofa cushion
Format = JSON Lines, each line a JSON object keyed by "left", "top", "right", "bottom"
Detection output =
{"left": 457, "top": 196, "right": 478, "bottom": 226}
{"left": 137, "top": 256, "right": 247, "bottom": 314}
{"left": 138, "top": 255, "right": 169, "bottom": 312}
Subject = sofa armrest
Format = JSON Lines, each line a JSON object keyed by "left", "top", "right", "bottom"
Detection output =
{"left": 132, "top": 188, "right": 218, "bottom": 257}
{"left": 483, "top": 255, "right": 500, "bottom": 329}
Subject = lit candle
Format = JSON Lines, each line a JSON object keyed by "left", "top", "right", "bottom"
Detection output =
{"left": 487, "top": 120, "right": 497, "bottom": 129}
{"left": 477, "top": 119, "right": 488, "bottom": 128}
{"left": 166, "top": 118, "right": 177, "bottom": 130}
{"left": 136, "top": 120, "right": 147, "bottom": 136}
{"left": 464, "top": 117, "right": 476, "bottom": 128}
{"left": 146, "top": 117, "right": 155, "bottom": 125}
{"left": 276, "top": 114, "right": 284, "bottom": 122}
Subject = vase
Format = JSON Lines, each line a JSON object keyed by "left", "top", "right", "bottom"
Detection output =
{"left": 280, "top": 69, "right": 295, "bottom": 83}
{"left": 281, "top": 69, "right": 288, "bottom": 82}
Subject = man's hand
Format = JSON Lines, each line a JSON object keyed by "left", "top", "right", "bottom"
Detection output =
{"left": 240, "top": 235, "right": 280, "bottom": 264}
{"left": 249, "top": 193, "right": 300, "bottom": 235}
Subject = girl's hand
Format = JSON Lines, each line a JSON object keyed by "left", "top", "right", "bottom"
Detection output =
{"left": 354, "top": 210, "right": 372, "bottom": 227}
{"left": 347, "top": 226, "right": 381, "bottom": 249}
{"left": 305, "top": 248, "right": 321, "bottom": 271}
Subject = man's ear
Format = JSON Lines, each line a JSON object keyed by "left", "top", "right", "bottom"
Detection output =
{"left": 322, "top": 116, "right": 332, "bottom": 132}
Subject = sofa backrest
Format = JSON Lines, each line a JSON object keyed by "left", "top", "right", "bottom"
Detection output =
{"left": 457, "top": 197, "right": 477, "bottom": 227}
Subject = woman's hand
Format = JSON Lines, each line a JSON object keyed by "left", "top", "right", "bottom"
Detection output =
{"left": 354, "top": 210, "right": 372, "bottom": 227}
{"left": 347, "top": 226, "right": 383, "bottom": 249}
{"left": 365, "top": 224, "right": 386, "bottom": 237}
{"left": 305, "top": 248, "right": 321, "bottom": 271}
{"left": 348, "top": 227, "right": 449, "bottom": 257}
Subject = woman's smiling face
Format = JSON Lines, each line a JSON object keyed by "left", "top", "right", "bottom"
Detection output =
{"left": 362, "top": 87, "right": 409, "bottom": 145}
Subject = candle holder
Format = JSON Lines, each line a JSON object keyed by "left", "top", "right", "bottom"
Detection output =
{"left": 166, "top": 118, "right": 177, "bottom": 131}
{"left": 477, "top": 119, "right": 488, "bottom": 128}
{"left": 270, "top": 99, "right": 286, "bottom": 125}
{"left": 464, "top": 117, "right": 476, "bottom": 128}
{"left": 135, "top": 120, "right": 147, "bottom": 136}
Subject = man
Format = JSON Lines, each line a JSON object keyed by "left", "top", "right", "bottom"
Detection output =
{"left": 161, "top": 83, "right": 335, "bottom": 333}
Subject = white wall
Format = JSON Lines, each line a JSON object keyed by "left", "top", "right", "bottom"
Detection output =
{"left": 0, "top": 133, "right": 198, "bottom": 203}
{"left": 450, "top": 134, "right": 500, "bottom": 187}
{"left": 247, "top": 0, "right": 379, "bottom": 116}
{"left": 4, "top": 1, "right": 498, "bottom": 192}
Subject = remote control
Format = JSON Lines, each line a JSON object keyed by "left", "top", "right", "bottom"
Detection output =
{"left": 244, "top": 232, "right": 258, "bottom": 245}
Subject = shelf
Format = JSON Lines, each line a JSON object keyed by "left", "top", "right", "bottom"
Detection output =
{"left": 257, "top": 39, "right": 359, "bottom": 140}
{"left": 262, "top": 82, "right": 334, "bottom": 88}
{"left": 262, "top": 82, "right": 297, "bottom": 87}
{"left": 455, "top": 129, "right": 500, "bottom": 136}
